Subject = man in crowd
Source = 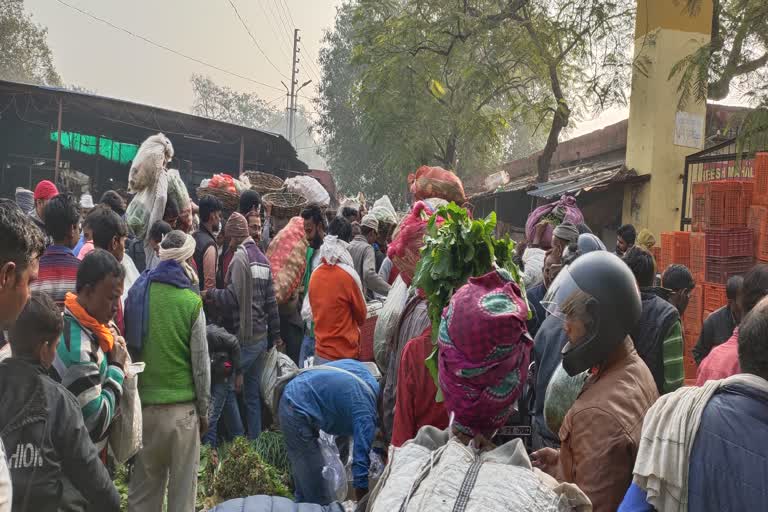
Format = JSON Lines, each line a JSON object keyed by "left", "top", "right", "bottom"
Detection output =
{"left": 531, "top": 251, "right": 658, "bottom": 512}
{"left": 100, "top": 190, "right": 127, "bottom": 218}
{"left": 193, "top": 195, "right": 223, "bottom": 292}
{"left": 277, "top": 359, "right": 379, "bottom": 504}
{"left": 298, "top": 205, "right": 327, "bottom": 366}
{"left": 693, "top": 275, "right": 742, "bottom": 364}
{"left": 697, "top": 264, "right": 768, "bottom": 384}
{"left": 205, "top": 213, "right": 280, "bottom": 439}
{"left": 129, "top": 231, "right": 210, "bottom": 512}
{"left": 240, "top": 190, "right": 272, "bottom": 250}
{"left": 31, "top": 194, "right": 81, "bottom": 309}
{"left": 620, "top": 296, "right": 768, "bottom": 511}
{"left": 52, "top": 250, "right": 129, "bottom": 453}
{"left": 551, "top": 223, "right": 579, "bottom": 260}
{"left": 349, "top": 214, "right": 391, "bottom": 299}
{"left": 31, "top": 180, "right": 59, "bottom": 246}
{"left": 88, "top": 206, "right": 136, "bottom": 332}
{"left": 15, "top": 187, "right": 34, "bottom": 216}
{"left": 0, "top": 293, "right": 120, "bottom": 511}
{"left": 660, "top": 264, "right": 695, "bottom": 316}
{"left": 308, "top": 232, "right": 367, "bottom": 364}
{"left": 0, "top": 199, "right": 44, "bottom": 508}
{"left": 79, "top": 193, "right": 94, "bottom": 219}
{"left": 127, "top": 220, "right": 172, "bottom": 273}
{"left": 616, "top": 223, "right": 636, "bottom": 257}
{"left": 624, "top": 247, "right": 684, "bottom": 394}
{"left": 527, "top": 251, "right": 560, "bottom": 337}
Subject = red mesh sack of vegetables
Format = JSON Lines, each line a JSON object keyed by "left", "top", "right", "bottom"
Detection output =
{"left": 408, "top": 166, "right": 466, "bottom": 204}
{"left": 388, "top": 201, "right": 439, "bottom": 285}
{"left": 209, "top": 173, "right": 237, "bottom": 195}
{"left": 266, "top": 217, "right": 309, "bottom": 304}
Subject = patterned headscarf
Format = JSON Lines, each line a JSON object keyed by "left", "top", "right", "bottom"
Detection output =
{"left": 438, "top": 269, "right": 532, "bottom": 437}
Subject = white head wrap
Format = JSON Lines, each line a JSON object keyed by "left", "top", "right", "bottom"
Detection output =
{"left": 159, "top": 230, "right": 199, "bottom": 285}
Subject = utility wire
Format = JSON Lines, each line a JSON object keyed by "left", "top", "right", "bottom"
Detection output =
{"left": 254, "top": 0, "right": 291, "bottom": 61}
{"left": 278, "top": 0, "right": 297, "bottom": 29}
{"left": 225, "top": 0, "right": 290, "bottom": 80}
{"left": 55, "top": 0, "right": 284, "bottom": 93}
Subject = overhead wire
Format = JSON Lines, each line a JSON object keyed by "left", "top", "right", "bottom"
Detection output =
{"left": 254, "top": 0, "right": 291, "bottom": 61}
{"left": 225, "top": 0, "right": 290, "bottom": 80}
{"left": 55, "top": 0, "right": 284, "bottom": 93}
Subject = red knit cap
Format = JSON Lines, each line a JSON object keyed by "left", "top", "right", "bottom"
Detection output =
{"left": 33, "top": 180, "right": 59, "bottom": 200}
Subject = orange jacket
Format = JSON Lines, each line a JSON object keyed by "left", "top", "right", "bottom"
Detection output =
{"left": 309, "top": 264, "right": 367, "bottom": 360}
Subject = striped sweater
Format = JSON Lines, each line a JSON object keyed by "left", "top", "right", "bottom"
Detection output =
{"left": 30, "top": 245, "right": 80, "bottom": 309}
{"left": 52, "top": 311, "right": 125, "bottom": 448}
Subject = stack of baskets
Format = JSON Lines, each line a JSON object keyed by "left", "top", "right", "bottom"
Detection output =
{"left": 242, "top": 170, "right": 284, "bottom": 195}
{"left": 197, "top": 186, "right": 239, "bottom": 211}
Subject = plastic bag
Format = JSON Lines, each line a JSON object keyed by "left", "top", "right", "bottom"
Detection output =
{"left": 258, "top": 346, "right": 299, "bottom": 412}
{"left": 266, "top": 217, "right": 309, "bottom": 304}
{"left": 370, "top": 195, "right": 398, "bottom": 226}
{"left": 126, "top": 171, "right": 168, "bottom": 240}
{"left": 128, "top": 133, "right": 173, "bottom": 193}
{"left": 109, "top": 364, "right": 144, "bottom": 463}
{"left": 285, "top": 175, "right": 330, "bottom": 207}
{"left": 408, "top": 165, "right": 465, "bottom": 205}
{"left": 387, "top": 201, "right": 436, "bottom": 286}
{"left": 543, "top": 362, "right": 589, "bottom": 436}
{"left": 210, "top": 173, "right": 237, "bottom": 195}
{"left": 373, "top": 276, "right": 409, "bottom": 371}
{"left": 524, "top": 195, "right": 584, "bottom": 245}
{"left": 319, "top": 431, "right": 348, "bottom": 503}
{"left": 167, "top": 169, "right": 190, "bottom": 211}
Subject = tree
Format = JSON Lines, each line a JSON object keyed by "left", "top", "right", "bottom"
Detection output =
{"left": 671, "top": 0, "right": 768, "bottom": 148}
{"left": 190, "top": 74, "right": 326, "bottom": 169}
{"left": 0, "top": 0, "right": 61, "bottom": 86}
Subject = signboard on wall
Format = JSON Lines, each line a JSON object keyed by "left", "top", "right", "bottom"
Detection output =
{"left": 674, "top": 111, "right": 705, "bottom": 149}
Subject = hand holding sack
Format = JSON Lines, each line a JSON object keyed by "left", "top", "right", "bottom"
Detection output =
{"left": 407, "top": 165, "right": 465, "bottom": 205}
{"left": 266, "top": 217, "right": 309, "bottom": 304}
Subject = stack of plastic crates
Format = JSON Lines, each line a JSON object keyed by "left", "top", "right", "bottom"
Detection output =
{"left": 659, "top": 232, "right": 691, "bottom": 273}
{"left": 691, "top": 179, "right": 753, "bottom": 232}
{"left": 705, "top": 230, "right": 754, "bottom": 284}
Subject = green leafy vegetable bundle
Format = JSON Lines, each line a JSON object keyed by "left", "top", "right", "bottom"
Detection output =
{"left": 412, "top": 203, "right": 524, "bottom": 391}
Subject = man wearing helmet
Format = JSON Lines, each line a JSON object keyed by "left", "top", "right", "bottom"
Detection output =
{"left": 531, "top": 251, "right": 659, "bottom": 512}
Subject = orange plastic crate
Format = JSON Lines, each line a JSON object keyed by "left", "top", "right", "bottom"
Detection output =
{"left": 652, "top": 246, "right": 662, "bottom": 269}
{"left": 748, "top": 205, "right": 768, "bottom": 260}
{"left": 705, "top": 229, "right": 753, "bottom": 258}
{"left": 660, "top": 232, "right": 691, "bottom": 269}
{"left": 683, "top": 285, "right": 703, "bottom": 333}
{"left": 753, "top": 153, "right": 768, "bottom": 206}
{"left": 684, "top": 353, "right": 698, "bottom": 381}
{"left": 692, "top": 180, "right": 754, "bottom": 231}
{"left": 703, "top": 283, "right": 727, "bottom": 312}
{"left": 689, "top": 232, "right": 706, "bottom": 279}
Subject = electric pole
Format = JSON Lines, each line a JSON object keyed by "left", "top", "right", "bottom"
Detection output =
{"left": 288, "top": 28, "right": 300, "bottom": 145}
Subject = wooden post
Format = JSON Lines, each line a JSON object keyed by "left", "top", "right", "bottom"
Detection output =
{"left": 54, "top": 96, "right": 63, "bottom": 185}
{"left": 239, "top": 136, "right": 245, "bottom": 175}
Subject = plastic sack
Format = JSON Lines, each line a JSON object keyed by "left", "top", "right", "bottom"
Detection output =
{"left": 266, "top": 217, "right": 309, "bottom": 304}
{"left": 373, "top": 276, "right": 409, "bottom": 371}
{"left": 338, "top": 196, "right": 361, "bottom": 215}
{"left": 109, "top": 364, "right": 144, "bottom": 463}
{"left": 407, "top": 165, "right": 465, "bottom": 205}
{"left": 319, "top": 431, "right": 348, "bottom": 503}
{"left": 258, "top": 346, "right": 299, "bottom": 412}
{"left": 126, "top": 171, "right": 168, "bottom": 240}
{"left": 524, "top": 195, "right": 584, "bottom": 246}
{"left": 128, "top": 133, "right": 174, "bottom": 193}
{"left": 543, "top": 362, "right": 589, "bottom": 436}
{"left": 210, "top": 173, "right": 238, "bottom": 195}
{"left": 370, "top": 195, "right": 398, "bottom": 226}
{"left": 167, "top": 169, "right": 190, "bottom": 211}
{"left": 285, "top": 175, "right": 330, "bottom": 207}
{"left": 387, "top": 201, "right": 436, "bottom": 286}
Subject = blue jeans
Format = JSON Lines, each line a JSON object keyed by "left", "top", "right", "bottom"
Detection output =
{"left": 203, "top": 378, "right": 244, "bottom": 447}
{"left": 240, "top": 340, "right": 268, "bottom": 439}
{"left": 278, "top": 398, "right": 334, "bottom": 505}
{"left": 299, "top": 336, "right": 315, "bottom": 368}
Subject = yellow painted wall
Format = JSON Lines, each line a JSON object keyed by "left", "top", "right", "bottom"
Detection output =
{"left": 624, "top": 0, "right": 713, "bottom": 236}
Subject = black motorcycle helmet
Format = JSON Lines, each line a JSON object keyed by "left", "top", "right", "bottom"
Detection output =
{"left": 562, "top": 233, "right": 606, "bottom": 263}
{"left": 542, "top": 251, "right": 641, "bottom": 375}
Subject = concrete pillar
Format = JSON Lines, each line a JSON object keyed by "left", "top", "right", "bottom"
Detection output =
{"left": 623, "top": 0, "right": 713, "bottom": 235}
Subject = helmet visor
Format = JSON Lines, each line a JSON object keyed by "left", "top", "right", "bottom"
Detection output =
{"left": 541, "top": 267, "right": 601, "bottom": 344}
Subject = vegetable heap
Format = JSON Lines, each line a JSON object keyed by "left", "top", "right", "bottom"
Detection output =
{"left": 412, "top": 203, "right": 524, "bottom": 393}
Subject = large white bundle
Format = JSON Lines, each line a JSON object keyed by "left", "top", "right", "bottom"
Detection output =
{"left": 373, "top": 276, "right": 409, "bottom": 371}
{"left": 370, "top": 195, "right": 398, "bottom": 226}
{"left": 128, "top": 133, "right": 174, "bottom": 193}
{"left": 369, "top": 427, "right": 591, "bottom": 512}
{"left": 285, "top": 175, "right": 330, "bottom": 207}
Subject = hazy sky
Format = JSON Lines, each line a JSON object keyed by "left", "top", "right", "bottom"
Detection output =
{"left": 24, "top": 0, "right": 745, "bottom": 145}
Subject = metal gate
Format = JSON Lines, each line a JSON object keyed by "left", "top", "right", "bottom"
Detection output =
{"left": 681, "top": 136, "right": 768, "bottom": 231}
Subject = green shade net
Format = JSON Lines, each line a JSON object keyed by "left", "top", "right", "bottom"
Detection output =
{"left": 50, "top": 131, "right": 139, "bottom": 165}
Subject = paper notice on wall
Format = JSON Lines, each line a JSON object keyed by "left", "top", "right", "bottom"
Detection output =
{"left": 674, "top": 111, "right": 705, "bottom": 149}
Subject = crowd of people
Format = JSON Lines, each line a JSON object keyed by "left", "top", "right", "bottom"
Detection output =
{"left": 0, "top": 176, "right": 767, "bottom": 512}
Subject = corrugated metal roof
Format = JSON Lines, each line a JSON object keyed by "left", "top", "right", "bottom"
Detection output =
{"left": 527, "top": 168, "right": 619, "bottom": 198}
